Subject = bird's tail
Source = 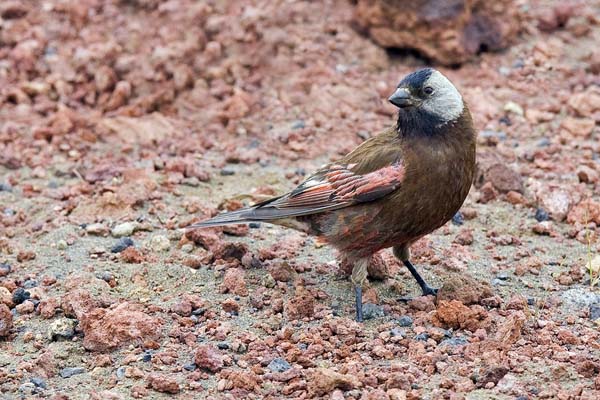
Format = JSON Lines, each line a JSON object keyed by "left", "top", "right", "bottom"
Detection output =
{"left": 187, "top": 208, "right": 257, "bottom": 229}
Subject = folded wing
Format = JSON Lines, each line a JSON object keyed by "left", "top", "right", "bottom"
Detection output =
{"left": 188, "top": 162, "right": 405, "bottom": 228}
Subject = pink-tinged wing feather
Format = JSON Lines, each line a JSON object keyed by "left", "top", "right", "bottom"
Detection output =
{"left": 188, "top": 161, "right": 406, "bottom": 227}
{"left": 270, "top": 162, "right": 405, "bottom": 212}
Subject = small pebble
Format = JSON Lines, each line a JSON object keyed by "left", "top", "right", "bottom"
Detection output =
{"left": 30, "top": 377, "right": 47, "bottom": 389}
{"left": 267, "top": 357, "right": 291, "bottom": 373}
{"left": 440, "top": 337, "right": 468, "bottom": 346}
{"left": 249, "top": 222, "right": 261, "bottom": 229}
{"left": 362, "top": 303, "right": 384, "bottom": 320}
{"left": 390, "top": 328, "right": 406, "bottom": 338}
{"left": 111, "top": 237, "right": 134, "bottom": 253}
{"left": 56, "top": 240, "right": 68, "bottom": 250}
{"left": 291, "top": 119, "right": 305, "bottom": 129}
{"left": 12, "top": 288, "right": 30, "bottom": 305}
{"left": 451, "top": 212, "right": 464, "bottom": 226}
{"left": 183, "top": 363, "right": 197, "bottom": 371}
{"left": 116, "top": 366, "right": 126, "bottom": 379}
{"left": 48, "top": 318, "right": 76, "bottom": 341}
{"left": 220, "top": 168, "right": 235, "bottom": 176}
{"left": 22, "top": 279, "right": 37, "bottom": 289}
{"left": 150, "top": 235, "right": 170, "bottom": 252}
{"left": 111, "top": 222, "right": 136, "bottom": 238}
{"left": 86, "top": 223, "right": 109, "bottom": 236}
{"left": 496, "top": 272, "right": 509, "bottom": 281}
{"left": 590, "top": 303, "right": 600, "bottom": 321}
{"left": 59, "top": 367, "right": 86, "bottom": 378}
{"left": 535, "top": 208, "right": 550, "bottom": 222}
{"left": 217, "top": 342, "right": 229, "bottom": 350}
{"left": 414, "top": 332, "right": 430, "bottom": 341}
{"left": 18, "top": 383, "right": 36, "bottom": 395}
{"left": 0, "top": 183, "right": 13, "bottom": 192}
{"left": 397, "top": 315, "right": 413, "bottom": 327}
{"left": 0, "top": 263, "right": 11, "bottom": 277}
{"left": 181, "top": 243, "right": 194, "bottom": 253}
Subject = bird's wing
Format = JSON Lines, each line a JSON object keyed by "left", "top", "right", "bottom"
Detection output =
{"left": 189, "top": 161, "right": 405, "bottom": 228}
{"left": 270, "top": 162, "right": 405, "bottom": 212}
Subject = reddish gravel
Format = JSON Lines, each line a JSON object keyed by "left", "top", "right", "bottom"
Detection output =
{"left": 1, "top": 0, "right": 600, "bottom": 399}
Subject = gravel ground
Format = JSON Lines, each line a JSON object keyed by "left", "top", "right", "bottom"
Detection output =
{"left": 1, "top": 0, "right": 600, "bottom": 399}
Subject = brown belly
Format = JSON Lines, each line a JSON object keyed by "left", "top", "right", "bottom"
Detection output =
{"left": 303, "top": 160, "right": 473, "bottom": 260}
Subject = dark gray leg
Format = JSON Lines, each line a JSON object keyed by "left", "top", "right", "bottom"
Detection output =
{"left": 350, "top": 259, "right": 368, "bottom": 322}
{"left": 402, "top": 259, "right": 438, "bottom": 296}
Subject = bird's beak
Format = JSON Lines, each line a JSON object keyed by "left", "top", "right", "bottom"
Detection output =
{"left": 388, "top": 88, "right": 414, "bottom": 108}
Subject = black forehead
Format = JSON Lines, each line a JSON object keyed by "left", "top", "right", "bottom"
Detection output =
{"left": 398, "top": 68, "right": 434, "bottom": 89}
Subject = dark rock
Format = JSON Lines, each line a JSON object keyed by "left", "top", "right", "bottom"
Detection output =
{"left": 451, "top": 212, "right": 464, "bottom": 226}
{"left": 390, "top": 328, "right": 406, "bottom": 338}
{"left": 111, "top": 237, "right": 134, "bottom": 253}
{"left": 589, "top": 303, "right": 600, "bottom": 321}
{"left": 440, "top": 337, "right": 468, "bottom": 346}
{"left": 12, "top": 288, "right": 30, "bottom": 305}
{"left": 220, "top": 168, "right": 235, "bottom": 176}
{"left": 59, "top": 367, "right": 86, "bottom": 378}
{"left": 116, "top": 366, "right": 126, "bottom": 379}
{"left": 535, "top": 208, "right": 550, "bottom": 222}
{"left": 0, "top": 263, "right": 11, "bottom": 277}
{"left": 30, "top": 377, "right": 47, "bottom": 389}
{"left": 217, "top": 342, "right": 229, "bottom": 350}
{"left": 267, "top": 357, "right": 291, "bottom": 373}
{"left": 414, "top": 332, "right": 430, "bottom": 341}
{"left": 249, "top": 222, "right": 261, "bottom": 229}
{"left": 397, "top": 315, "right": 413, "bottom": 327}
{"left": 22, "top": 279, "right": 37, "bottom": 289}
{"left": 0, "top": 183, "right": 12, "bottom": 192}
{"left": 183, "top": 363, "right": 197, "bottom": 371}
{"left": 142, "top": 351, "right": 153, "bottom": 362}
{"left": 362, "top": 303, "right": 385, "bottom": 320}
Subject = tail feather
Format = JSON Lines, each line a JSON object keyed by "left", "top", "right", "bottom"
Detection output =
{"left": 187, "top": 208, "right": 255, "bottom": 229}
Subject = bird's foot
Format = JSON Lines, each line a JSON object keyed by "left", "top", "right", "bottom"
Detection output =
{"left": 354, "top": 285, "right": 363, "bottom": 322}
{"left": 420, "top": 284, "right": 438, "bottom": 297}
{"left": 397, "top": 285, "right": 439, "bottom": 303}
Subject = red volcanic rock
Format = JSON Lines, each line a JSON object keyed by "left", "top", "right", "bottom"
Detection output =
{"left": 194, "top": 345, "right": 224, "bottom": 372}
{"left": 79, "top": 302, "right": 162, "bottom": 352}
{"left": 147, "top": 373, "right": 180, "bottom": 394}
{"left": 0, "top": 304, "right": 13, "bottom": 337}
{"left": 354, "top": 0, "right": 521, "bottom": 65}
{"left": 220, "top": 268, "right": 248, "bottom": 296}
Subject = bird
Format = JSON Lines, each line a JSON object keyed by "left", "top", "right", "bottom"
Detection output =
{"left": 189, "top": 68, "right": 476, "bottom": 322}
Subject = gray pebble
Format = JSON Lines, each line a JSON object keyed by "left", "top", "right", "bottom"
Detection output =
{"left": 414, "top": 332, "right": 430, "bottom": 341}
{"left": 116, "top": 366, "right": 126, "bottom": 379}
{"left": 30, "top": 377, "right": 47, "bottom": 389}
{"left": 111, "top": 237, "right": 134, "bottom": 253}
{"left": 59, "top": 367, "right": 86, "bottom": 378}
{"left": 590, "top": 303, "right": 600, "bottom": 321}
{"left": 390, "top": 328, "right": 406, "bottom": 338}
{"left": 440, "top": 337, "right": 468, "bottom": 346}
{"left": 397, "top": 315, "right": 413, "bottom": 327}
{"left": 0, "top": 263, "right": 11, "bottom": 277}
{"left": 183, "top": 363, "right": 197, "bottom": 371}
{"left": 362, "top": 303, "right": 385, "bottom": 320}
{"left": 18, "top": 383, "right": 36, "bottom": 395}
{"left": 267, "top": 357, "right": 291, "bottom": 373}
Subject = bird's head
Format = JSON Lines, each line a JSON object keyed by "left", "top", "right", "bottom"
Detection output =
{"left": 389, "top": 68, "right": 465, "bottom": 134}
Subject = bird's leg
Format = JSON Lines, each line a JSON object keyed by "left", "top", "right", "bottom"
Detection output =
{"left": 393, "top": 245, "right": 438, "bottom": 297}
{"left": 350, "top": 259, "right": 369, "bottom": 322}
{"left": 402, "top": 259, "right": 438, "bottom": 296}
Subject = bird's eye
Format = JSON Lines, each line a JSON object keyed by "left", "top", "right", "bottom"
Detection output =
{"left": 423, "top": 86, "right": 434, "bottom": 95}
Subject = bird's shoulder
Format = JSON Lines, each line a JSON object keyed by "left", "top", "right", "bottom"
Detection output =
{"left": 338, "top": 126, "right": 403, "bottom": 174}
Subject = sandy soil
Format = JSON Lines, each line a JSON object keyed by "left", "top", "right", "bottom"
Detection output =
{"left": 1, "top": 0, "right": 600, "bottom": 399}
